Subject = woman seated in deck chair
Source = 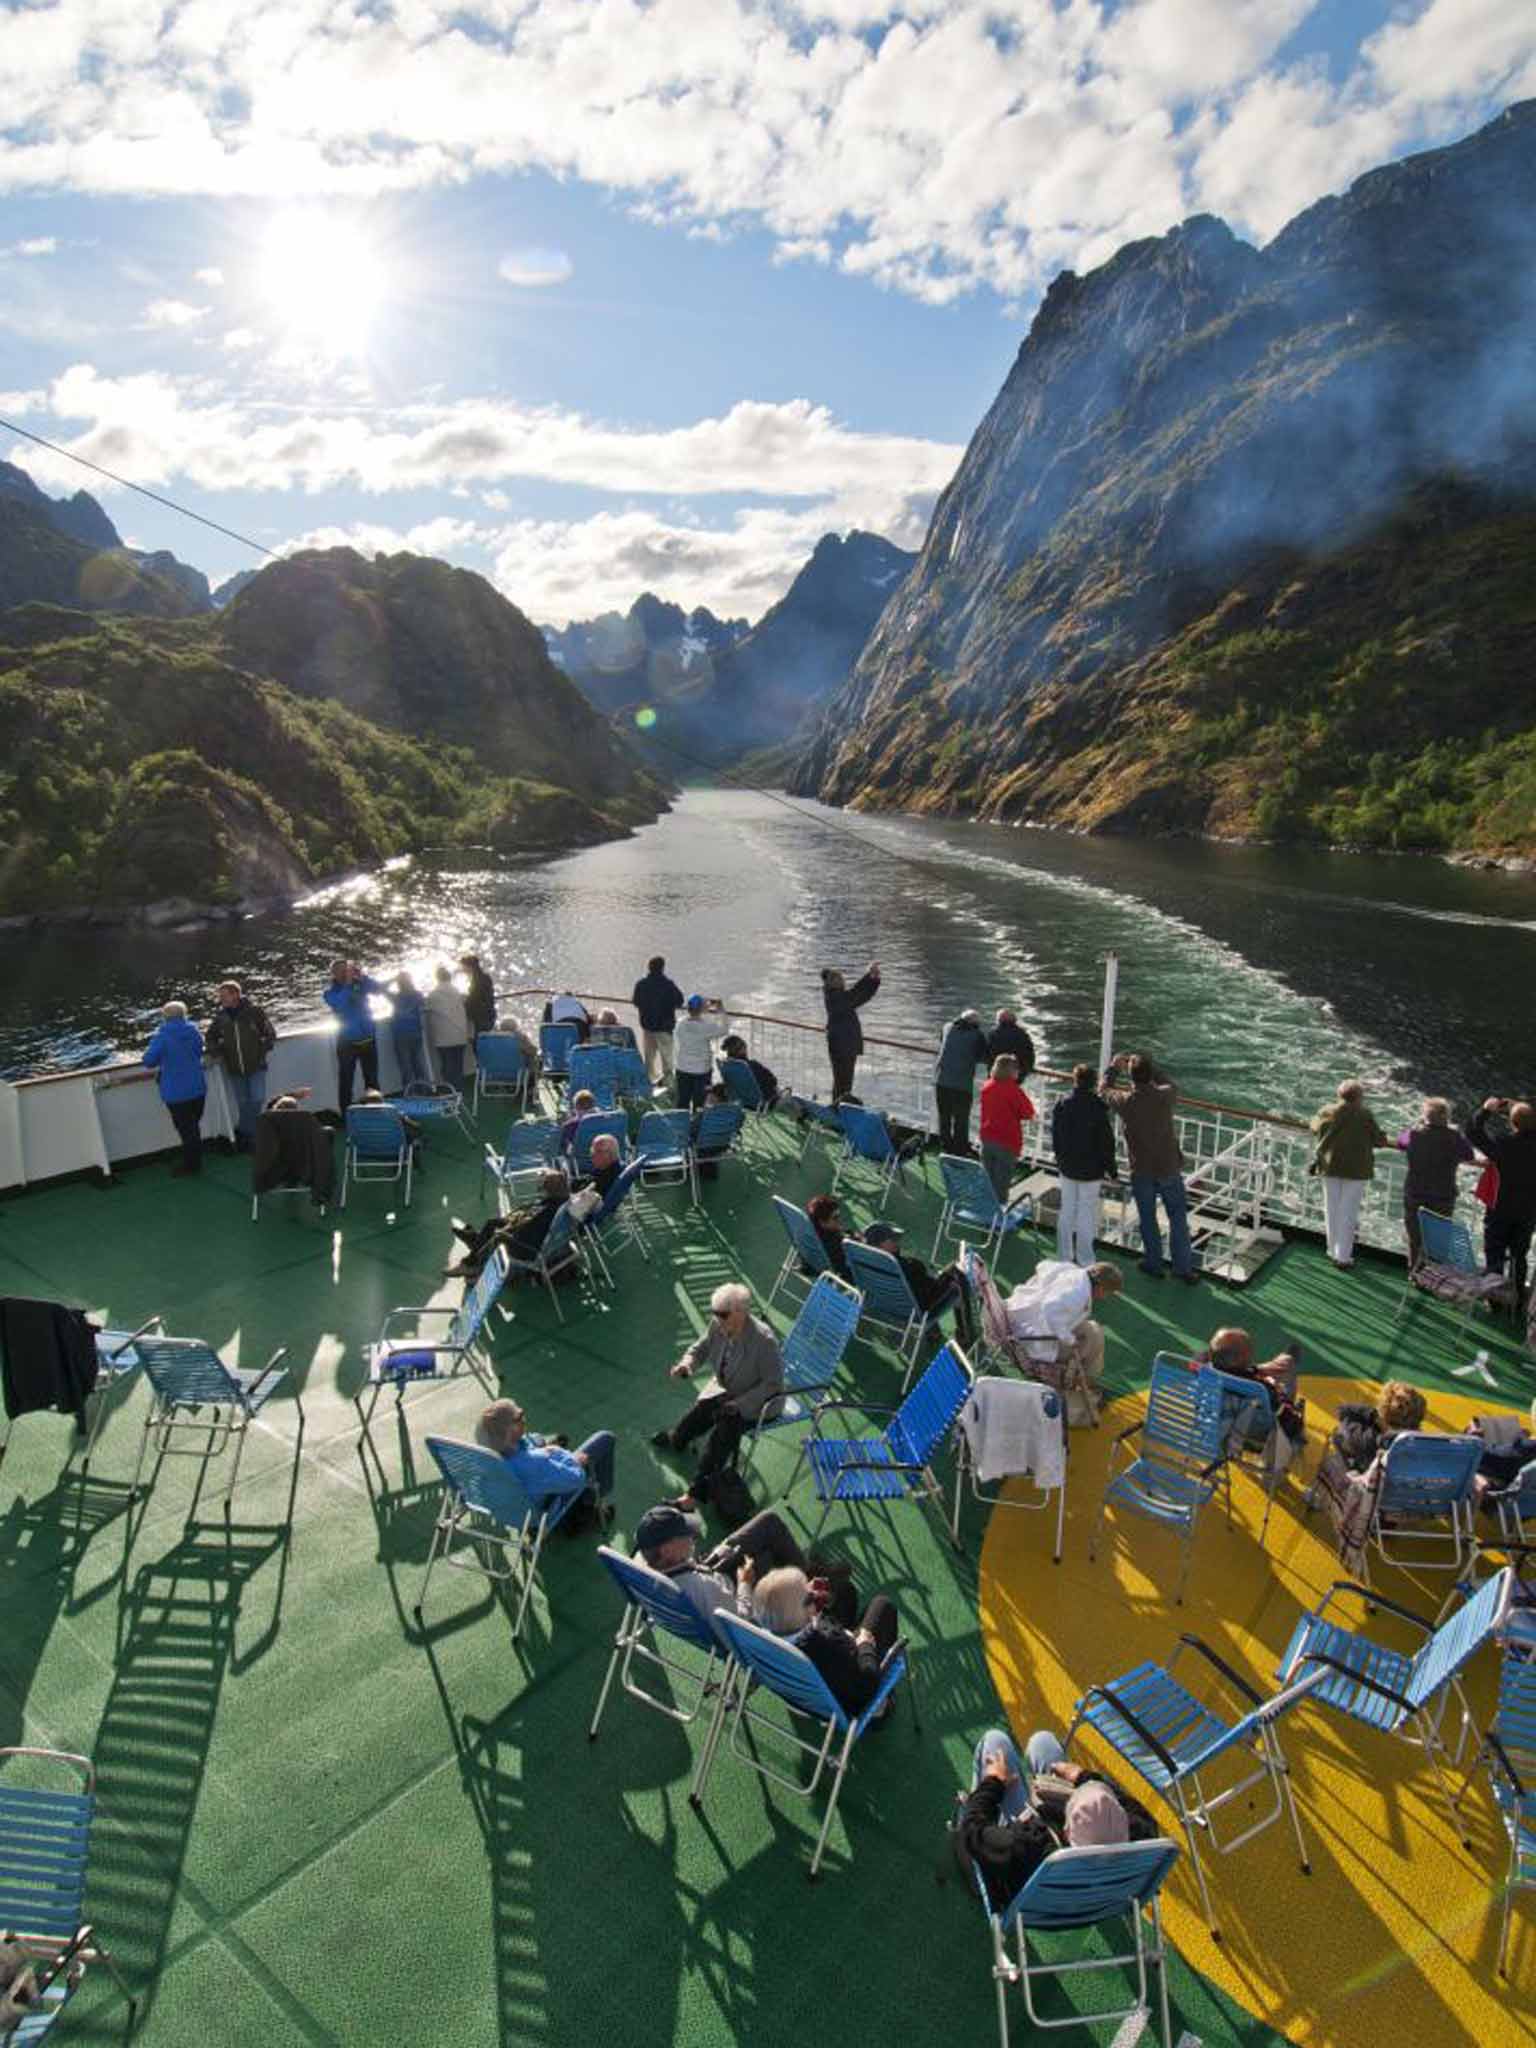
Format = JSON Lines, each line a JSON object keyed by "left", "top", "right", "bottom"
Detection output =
{"left": 805, "top": 1193, "right": 852, "bottom": 1277}
{"left": 446, "top": 1170, "right": 574, "bottom": 1283}
{"left": 754, "top": 1566, "right": 901, "bottom": 1721}
{"left": 954, "top": 1730, "right": 1158, "bottom": 1911}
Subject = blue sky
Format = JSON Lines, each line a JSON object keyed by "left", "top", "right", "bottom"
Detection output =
{"left": 2, "top": 1, "right": 1531, "bottom": 622}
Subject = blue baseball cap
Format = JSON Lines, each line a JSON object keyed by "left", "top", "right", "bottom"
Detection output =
{"left": 686, "top": 993, "right": 705, "bottom": 1011}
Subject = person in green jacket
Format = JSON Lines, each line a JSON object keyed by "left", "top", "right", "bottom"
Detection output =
{"left": 1311, "top": 1080, "right": 1389, "bottom": 1269}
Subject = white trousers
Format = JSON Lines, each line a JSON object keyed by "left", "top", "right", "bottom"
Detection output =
{"left": 1055, "top": 1177, "right": 1101, "bottom": 1265}
{"left": 641, "top": 1029, "right": 674, "bottom": 1085}
{"left": 1322, "top": 1176, "right": 1366, "bottom": 1264}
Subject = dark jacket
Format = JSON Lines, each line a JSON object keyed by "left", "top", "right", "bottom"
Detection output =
{"left": 143, "top": 1017, "right": 207, "bottom": 1104}
{"left": 463, "top": 969, "right": 496, "bottom": 1038}
{"left": 795, "top": 1617, "right": 884, "bottom": 1716}
{"left": 252, "top": 1108, "right": 336, "bottom": 1202}
{"left": 743, "top": 1056, "right": 779, "bottom": 1103}
{"left": 987, "top": 1019, "right": 1036, "bottom": 1078}
{"left": 0, "top": 1297, "right": 99, "bottom": 1431}
{"left": 935, "top": 1018, "right": 990, "bottom": 1091}
{"left": 1052, "top": 1084, "right": 1117, "bottom": 1182}
{"left": 810, "top": 1213, "right": 850, "bottom": 1278}
{"left": 824, "top": 971, "right": 880, "bottom": 1058}
{"left": 1468, "top": 1109, "right": 1536, "bottom": 1220}
{"left": 632, "top": 971, "right": 686, "bottom": 1034}
{"left": 204, "top": 999, "right": 276, "bottom": 1077}
{"left": 1399, "top": 1122, "right": 1474, "bottom": 1214}
{"left": 1101, "top": 1067, "right": 1183, "bottom": 1180}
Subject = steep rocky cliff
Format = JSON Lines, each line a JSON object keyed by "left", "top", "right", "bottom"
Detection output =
{"left": 0, "top": 461, "right": 214, "bottom": 616}
{"left": 795, "top": 102, "right": 1536, "bottom": 854}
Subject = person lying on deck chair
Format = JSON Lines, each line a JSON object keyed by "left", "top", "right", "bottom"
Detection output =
{"left": 1004, "top": 1259, "right": 1122, "bottom": 1426}
{"left": 954, "top": 1729, "right": 1157, "bottom": 1912}
{"left": 446, "top": 1169, "right": 572, "bottom": 1282}
{"left": 634, "top": 1500, "right": 810, "bottom": 1625}
{"left": 573, "top": 1132, "right": 623, "bottom": 1198}
{"left": 754, "top": 1566, "right": 902, "bottom": 1721}
{"left": 860, "top": 1220, "right": 976, "bottom": 1348}
{"left": 476, "top": 1397, "right": 615, "bottom": 1526}
{"left": 651, "top": 1282, "right": 783, "bottom": 1505}
{"left": 1194, "top": 1326, "right": 1305, "bottom": 1477}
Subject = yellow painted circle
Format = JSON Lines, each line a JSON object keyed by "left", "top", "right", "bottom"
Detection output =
{"left": 978, "top": 1376, "right": 1536, "bottom": 2048}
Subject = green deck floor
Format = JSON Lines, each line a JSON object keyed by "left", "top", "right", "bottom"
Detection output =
{"left": 1, "top": 1112, "right": 1530, "bottom": 2047}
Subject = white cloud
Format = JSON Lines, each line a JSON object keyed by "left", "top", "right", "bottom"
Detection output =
{"left": 0, "top": 236, "right": 57, "bottom": 258}
{"left": 221, "top": 326, "right": 261, "bottom": 352}
{"left": 141, "top": 297, "right": 210, "bottom": 328}
{"left": 0, "top": 388, "right": 47, "bottom": 414}
{"left": 0, "top": 2, "right": 1523, "bottom": 305}
{"left": 497, "top": 246, "right": 573, "bottom": 287}
{"left": 194, "top": 265, "right": 224, "bottom": 286}
{"left": 26, "top": 365, "right": 963, "bottom": 505}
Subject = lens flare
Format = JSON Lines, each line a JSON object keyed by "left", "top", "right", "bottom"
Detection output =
{"left": 634, "top": 706, "right": 657, "bottom": 730}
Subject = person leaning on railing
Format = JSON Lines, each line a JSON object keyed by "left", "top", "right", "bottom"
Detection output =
{"left": 1466, "top": 1096, "right": 1536, "bottom": 1312}
{"left": 1309, "top": 1080, "right": 1389, "bottom": 1271}
{"left": 1395, "top": 1097, "right": 1475, "bottom": 1268}
{"left": 323, "top": 957, "right": 386, "bottom": 1107}
{"left": 1101, "top": 1052, "right": 1195, "bottom": 1284}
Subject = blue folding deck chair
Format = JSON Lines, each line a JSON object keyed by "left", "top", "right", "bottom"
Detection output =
{"left": 1487, "top": 1457, "right": 1536, "bottom": 1548}
{"left": 634, "top": 1109, "right": 696, "bottom": 1200}
{"left": 339, "top": 1102, "right": 413, "bottom": 1208}
{"left": 796, "top": 1095, "right": 846, "bottom": 1166}
{"left": 1462, "top": 1645, "right": 1536, "bottom": 1976}
{"left": 566, "top": 1043, "right": 622, "bottom": 1109}
{"left": 130, "top": 1336, "right": 298, "bottom": 1509}
{"left": 589, "top": 1022, "right": 638, "bottom": 1050}
{"left": 691, "top": 1102, "right": 746, "bottom": 1200}
{"left": 933, "top": 1153, "right": 1034, "bottom": 1264}
{"left": 843, "top": 1239, "right": 947, "bottom": 1376}
{"left": 1364, "top": 1429, "right": 1482, "bottom": 1580}
{"left": 503, "top": 1201, "right": 585, "bottom": 1323}
{"left": 0, "top": 1311, "right": 162, "bottom": 1482}
{"left": 766, "top": 1195, "right": 832, "bottom": 1308}
{"left": 612, "top": 1047, "right": 652, "bottom": 1102}
{"left": 566, "top": 1110, "right": 629, "bottom": 1180}
{"left": 1277, "top": 1565, "right": 1514, "bottom": 1837}
{"left": 831, "top": 1103, "right": 924, "bottom": 1211}
{"left": 1088, "top": 1361, "right": 1234, "bottom": 1605}
{"left": 471, "top": 1032, "right": 533, "bottom": 1117}
{"left": 792, "top": 1340, "right": 972, "bottom": 1546}
{"left": 1069, "top": 1635, "right": 1318, "bottom": 1938}
{"left": 958, "top": 1822, "right": 1180, "bottom": 2048}
{"left": 1399, "top": 1207, "right": 1514, "bottom": 1330}
{"left": 694, "top": 1610, "right": 913, "bottom": 1879}
{"left": 538, "top": 1020, "right": 581, "bottom": 1089}
{"left": 0, "top": 1748, "right": 135, "bottom": 2037}
{"left": 588, "top": 1545, "right": 726, "bottom": 1740}
{"left": 1189, "top": 1353, "right": 1297, "bottom": 1546}
{"left": 358, "top": 1247, "right": 509, "bottom": 1424}
{"left": 741, "top": 1273, "right": 863, "bottom": 1476}
{"left": 717, "top": 1055, "right": 768, "bottom": 1114}
{"left": 418, "top": 1435, "right": 578, "bottom": 1639}
{"left": 580, "top": 1159, "right": 651, "bottom": 1287}
{"left": 481, "top": 1116, "right": 562, "bottom": 1202}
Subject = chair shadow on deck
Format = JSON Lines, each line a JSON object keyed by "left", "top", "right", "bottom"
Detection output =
{"left": 0, "top": 1472, "right": 135, "bottom": 1749}
{"left": 73, "top": 1468, "right": 297, "bottom": 2034}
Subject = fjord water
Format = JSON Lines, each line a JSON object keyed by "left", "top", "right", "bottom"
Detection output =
{"left": 2, "top": 789, "right": 1534, "bottom": 1118}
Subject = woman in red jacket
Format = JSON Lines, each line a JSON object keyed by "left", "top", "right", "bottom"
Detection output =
{"left": 978, "top": 1054, "right": 1035, "bottom": 1203}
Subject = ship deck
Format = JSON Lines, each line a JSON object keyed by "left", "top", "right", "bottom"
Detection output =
{"left": 1, "top": 1106, "right": 1533, "bottom": 2048}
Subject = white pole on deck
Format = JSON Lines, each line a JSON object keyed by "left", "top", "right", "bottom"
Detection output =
{"left": 1098, "top": 952, "right": 1119, "bottom": 1075}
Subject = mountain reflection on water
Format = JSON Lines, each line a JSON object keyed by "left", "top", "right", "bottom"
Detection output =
{"left": 2, "top": 790, "right": 1534, "bottom": 1121}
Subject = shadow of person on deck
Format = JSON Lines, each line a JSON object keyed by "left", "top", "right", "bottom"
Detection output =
{"left": 0, "top": 1471, "right": 134, "bottom": 1750}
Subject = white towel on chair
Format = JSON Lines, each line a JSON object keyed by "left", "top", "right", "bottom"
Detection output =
{"left": 963, "top": 1377, "right": 1065, "bottom": 1490}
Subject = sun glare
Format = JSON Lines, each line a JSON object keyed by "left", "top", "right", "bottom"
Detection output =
{"left": 259, "top": 211, "right": 385, "bottom": 354}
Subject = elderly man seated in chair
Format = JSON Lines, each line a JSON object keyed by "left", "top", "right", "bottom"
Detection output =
{"left": 476, "top": 1397, "right": 617, "bottom": 1525}
{"left": 651, "top": 1282, "right": 784, "bottom": 1506}
{"left": 1004, "top": 1258, "right": 1123, "bottom": 1425}
{"left": 1194, "top": 1327, "right": 1305, "bottom": 1478}
{"left": 634, "top": 1499, "right": 812, "bottom": 1624}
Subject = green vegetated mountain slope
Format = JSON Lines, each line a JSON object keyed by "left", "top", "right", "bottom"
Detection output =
{"left": 794, "top": 101, "right": 1536, "bottom": 856}
{"left": 0, "top": 460, "right": 213, "bottom": 614}
{"left": 0, "top": 549, "right": 669, "bottom": 919}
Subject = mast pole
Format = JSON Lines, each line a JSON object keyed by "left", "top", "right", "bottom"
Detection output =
{"left": 1098, "top": 952, "right": 1119, "bottom": 1075}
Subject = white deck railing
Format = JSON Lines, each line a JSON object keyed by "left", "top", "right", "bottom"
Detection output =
{"left": 0, "top": 987, "right": 1480, "bottom": 1269}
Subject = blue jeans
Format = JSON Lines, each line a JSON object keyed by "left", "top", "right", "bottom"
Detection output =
{"left": 1131, "top": 1172, "right": 1192, "bottom": 1276}
{"left": 972, "top": 1728, "right": 1066, "bottom": 1822}
{"left": 227, "top": 1068, "right": 266, "bottom": 1148}
{"left": 574, "top": 1429, "right": 616, "bottom": 1500}
{"left": 393, "top": 1031, "right": 428, "bottom": 1090}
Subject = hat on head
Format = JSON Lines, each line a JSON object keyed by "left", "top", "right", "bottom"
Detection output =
{"left": 862, "top": 1220, "right": 905, "bottom": 1245}
{"left": 1064, "top": 1781, "right": 1129, "bottom": 1847}
{"left": 635, "top": 1503, "right": 702, "bottom": 1553}
{"left": 686, "top": 993, "right": 705, "bottom": 1011}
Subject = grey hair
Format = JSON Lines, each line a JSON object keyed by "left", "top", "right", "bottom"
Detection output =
{"left": 754, "top": 1566, "right": 812, "bottom": 1636}
{"left": 590, "top": 1134, "right": 621, "bottom": 1162}
{"left": 1337, "top": 1079, "right": 1364, "bottom": 1102}
{"left": 710, "top": 1282, "right": 752, "bottom": 1315}
{"left": 162, "top": 1000, "right": 188, "bottom": 1020}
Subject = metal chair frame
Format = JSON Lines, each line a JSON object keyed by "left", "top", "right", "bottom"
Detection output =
{"left": 481, "top": 1117, "right": 563, "bottom": 1202}
{"left": 588, "top": 1546, "right": 727, "bottom": 1739}
{"left": 933, "top": 1153, "right": 1034, "bottom": 1265}
{"left": 358, "top": 1249, "right": 509, "bottom": 1424}
{"left": 471, "top": 1034, "right": 534, "bottom": 1118}
{"left": 579, "top": 1160, "right": 652, "bottom": 1288}
{"left": 634, "top": 1109, "right": 697, "bottom": 1202}
{"left": 417, "top": 1435, "right": 577, "bottom": 1639}
{"left": 1087, "top": 1362, "right": 1233, "bottom": 1605}
{"left": 130, "top": 1337, "right": 297, "bottom": 1509}
{"left": 830, "top": 1104, "right": 923, "bottom": 1212}
{"left": 0, "top": 1313, "right": 164, "bottom": 1481}
{"left": 693, "top": 1610, "right": 913, "bottom": 1879}
{"left": 841, "top": 1240, "right": 935, "bottom": 1373}
{"left": 338, "top": 1104, "right": 414, "bottom": 1209}
{"left": 741, "top": 1273, "right": 863, "bottom": 1476}
{"left": 1069, "top": 1635, "right": 1318, "bottom": 1938}
{"left": 951, "top": 1375, "right": 1067, "bottom": 1560}
{"left": 791, "top": 1341, "right": 973, "bottom": 1547}
{"left": 690, "top": 1104, "right": 746, "bottom": 1204}
{"left": 961, "top": 1248, "right": 1097, "bottom": 1425}
{"left": 766, "top": 1195, "right": 832, "bottom": 1309}
{"left": 1365, "top": 1429, "right": 1483, "bottom": 1580}
{"left": 1459, "top": 1646, "right": 1536, "bottom": 1976}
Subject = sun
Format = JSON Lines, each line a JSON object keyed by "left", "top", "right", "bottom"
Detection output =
{"left": 259, "top": 210, "right": 385, "bottom": 355}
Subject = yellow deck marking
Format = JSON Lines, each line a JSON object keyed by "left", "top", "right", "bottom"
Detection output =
{"left": 978, "top": 1376, "right": 1536, "bottom": 2047}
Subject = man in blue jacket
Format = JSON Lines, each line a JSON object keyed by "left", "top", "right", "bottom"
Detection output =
{"left": 632, "top": 954, "right": 686, "bottom": 1087}
{"left": 476, "top": 1398, "right": 615, "bottom": 1522}
{"left": 143, "top": 1000, "right": 209, "bottom": 1177}
{"left": 323, "top": 958, "right": 386, "bottom": 1108}
{"left": 934, "top": 1008, "right": 990, "bottom": 1155}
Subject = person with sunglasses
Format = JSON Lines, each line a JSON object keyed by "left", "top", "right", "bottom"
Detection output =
{"left": 651, "top": 1282, "right": 783, "bottom": 1505}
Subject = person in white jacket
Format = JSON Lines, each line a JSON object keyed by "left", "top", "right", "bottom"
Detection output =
{"left": 425, "top": 966, "right": 471, "bottom": 1089}
{"left": 672, "top": 994, "right": 727, "bottom": 1110}
{"left": 1005, "top": 1259, "right": 1122, "bottom": 1424}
